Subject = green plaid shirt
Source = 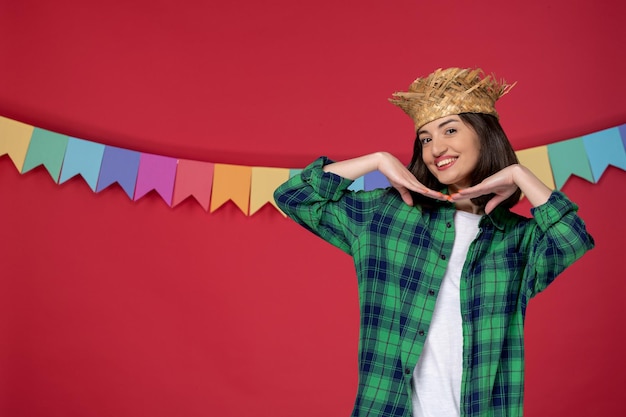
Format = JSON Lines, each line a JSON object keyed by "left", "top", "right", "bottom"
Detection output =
{"left": 274, "top": 157, "right": 594, "bottom": 417}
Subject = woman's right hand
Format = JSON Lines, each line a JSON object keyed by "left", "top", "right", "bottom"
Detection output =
{"left": 376, "top": 152, "right": 449, "bottom": 205}
{"left": 323, "top": 152, "right": 448, "bottom": 206}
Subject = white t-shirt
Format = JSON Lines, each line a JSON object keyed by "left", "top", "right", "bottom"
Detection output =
{"left": 412, "top": 210, "right": 481, "bottom": 417}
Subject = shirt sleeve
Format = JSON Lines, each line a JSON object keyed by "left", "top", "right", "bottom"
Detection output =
{"left": 273, "top": 156, "right": 386, "bottom": 255}
{"left": 526, "top": 191, "right": 595, "bottom": 296}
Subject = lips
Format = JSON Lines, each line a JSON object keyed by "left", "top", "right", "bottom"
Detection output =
{"left": 435, "top": 157, "right": 458, "bottom": 169}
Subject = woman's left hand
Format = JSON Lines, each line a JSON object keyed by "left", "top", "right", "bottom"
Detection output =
{"left": 450, "top": 164, "right": 553, "bottom": 214}
{"left": 449, "top": 165, "right": 520, "bottom": 214}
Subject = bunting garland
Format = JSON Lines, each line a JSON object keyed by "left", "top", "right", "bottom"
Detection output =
{"left": 0, "top": 114, "right": 625, "bottom": 216}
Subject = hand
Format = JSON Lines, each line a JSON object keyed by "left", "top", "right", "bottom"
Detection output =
{"left": 449, "top": 165, "right": 520, "bottom": 214}
{"left": 376, "top": 152, "right": 450, "bottom": 206}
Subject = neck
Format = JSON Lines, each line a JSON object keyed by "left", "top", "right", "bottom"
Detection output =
{"left": 453, "top": 198, "right": 484, "bottom": 215}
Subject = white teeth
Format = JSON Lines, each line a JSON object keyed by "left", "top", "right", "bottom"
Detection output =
{"left": 436, "top": 158, "right": 457, "bottom": 167}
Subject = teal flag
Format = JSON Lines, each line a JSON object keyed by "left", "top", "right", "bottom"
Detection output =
{"left": 547, "top": 137, "right": 594, "bottom": 190}
{"left": 21, "top": 128, "right": 69, "bottom": 182}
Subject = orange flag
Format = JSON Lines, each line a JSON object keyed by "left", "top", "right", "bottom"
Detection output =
{"left": 249, "top": 167, "right": 290, "bottom": 216}
{"left": 0, "top": 116, "right": 34, "bottom": 171}
{"left": 210, "top": 164, "right": 252, "bottom": 214}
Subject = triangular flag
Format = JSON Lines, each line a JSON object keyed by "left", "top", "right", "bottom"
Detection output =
{"left": 134, "top": 153, "right": 178, "bottom": 206}
{"left": 515, "top": 146, "right": 555, "bottom": 190}
{"left": 21, "top": 128, "right": 69, "bottom": 182}
{"left": 547, "top": 138, "right": 594, "bottom": 190}
{"left": 364, "top": 170, "right": 390, "bottom": 190}
{"left": 289, "top": 169, "right": 302, "bottom": 178}
{"left": 348, "top": 176, "right": 364, "bottom": 191}
{"left": 249, "top": 167, "right": 290, "bottom": 215}
{"left": 210, "top": 164, "right": 251, "bottom": 214}
{"left": 172, "top": 159, "right": 214, "bottom": 210}
{"left": 96, "top": 146, "right": 141, "bottom": 199}
{"left": 0, "top": 116, "right": 34, "bottom": 171}
{"left": 59, "top": 138, "right": 106, "bottom": 191}
{"left": 582, "top": 127, "right": 626, "bottom": 181}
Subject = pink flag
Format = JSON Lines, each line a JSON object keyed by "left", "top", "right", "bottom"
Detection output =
{"left": 172, "top": 159, "right": 214, "bottom": 210}
{"left": 134, "top": 153, "right": 178, "bottom": 206}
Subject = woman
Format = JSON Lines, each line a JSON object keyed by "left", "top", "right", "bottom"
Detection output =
{"left": 274, "top": 68, "right": 594, "bottom": 417}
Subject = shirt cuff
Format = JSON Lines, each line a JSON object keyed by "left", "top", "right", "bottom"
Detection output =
{"left": 530, "top": 191, "right": 579, "bottom": 232}
{"left": 300, "top": 156, "right": 355, "bottom": 201}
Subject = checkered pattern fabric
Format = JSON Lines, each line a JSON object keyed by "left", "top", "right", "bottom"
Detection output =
{"left": 274, "top": 157, "right": 594, "bottom": 417}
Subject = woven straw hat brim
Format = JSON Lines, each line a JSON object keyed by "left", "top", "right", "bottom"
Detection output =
{"left": 389, "top": 68, "right": 515, "bottom": 131}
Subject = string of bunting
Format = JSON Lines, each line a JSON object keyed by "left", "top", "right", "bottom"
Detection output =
{"left": 0, "top": 115, "right": 625, "bottom": 216}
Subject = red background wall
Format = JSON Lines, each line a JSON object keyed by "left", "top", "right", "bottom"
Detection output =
{"left": 1, "top": 1, "right": 624, "bottom": 416}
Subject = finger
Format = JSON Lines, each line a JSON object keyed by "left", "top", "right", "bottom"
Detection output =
{"left": 419, "top": 188, "right": 450, "bottom": 201}
{"left": 403, "top": 179, "right": 429, "bottom": 195}
{"left": 389, "top": 176, "right": 423, "bottom": 194}
{"left": 449, "top": 192, "right": 464, "bottom": 201}
{"left": 450, "top": 189, "right": 480, "bottom": 200}
{"left": 394, "top": 179, "right": 449, "bottom": 202}
{"left": 454, "top": 184, "right": 493, "bottom": 200}
{"left": 484, "top": 195, "right": 506, "bottom": 214}
{"left": 458, "top": 183, "right": 489, "bottom": 196}
{"left": 394, "top": 187, "right": 414, "bottom": 206}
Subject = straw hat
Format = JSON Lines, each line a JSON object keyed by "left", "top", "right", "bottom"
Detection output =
{"left": 389, "top": 67, "right": 515, "bottom": 131}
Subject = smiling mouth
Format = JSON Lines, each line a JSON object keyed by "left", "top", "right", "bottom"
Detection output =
{"left": 436, "top": 157, "right": 457, "bottom": 168}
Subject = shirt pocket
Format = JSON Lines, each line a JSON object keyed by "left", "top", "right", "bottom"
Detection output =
{"left": 474, "top": 251, "right": 525, "bottom": 315}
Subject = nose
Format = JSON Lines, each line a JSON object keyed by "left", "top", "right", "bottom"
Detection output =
{"left": 430, "top": 137, "right": 447, "bottom": 157}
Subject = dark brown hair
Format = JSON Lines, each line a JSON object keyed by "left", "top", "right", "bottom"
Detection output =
{"left": 406, "top": 113, "right": 522, "bottom": 210}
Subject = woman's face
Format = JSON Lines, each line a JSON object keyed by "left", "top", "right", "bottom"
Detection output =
{"left": 418, "top": 115, "right": 481, "bottom": 193}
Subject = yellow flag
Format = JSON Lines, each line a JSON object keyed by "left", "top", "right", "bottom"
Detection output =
{"left": 0, "top": 116, "right": 34, "bottom": 172}
{"left": 210, "top": 164, "right": 252, "bottom": 214}
{"left": 515, "top": 146, "right": 556, "bottom": 190}
{"left": 250, "top": 167, "right": 290, "bottom": 216}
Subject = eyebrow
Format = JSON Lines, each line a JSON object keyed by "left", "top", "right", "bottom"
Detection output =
{"left": 417, "top": 118, "right": 459, "bottom": 136}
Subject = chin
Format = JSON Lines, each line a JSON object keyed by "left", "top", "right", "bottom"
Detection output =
{"left": 434, "top": 176, "right": 456, "bottom": 186}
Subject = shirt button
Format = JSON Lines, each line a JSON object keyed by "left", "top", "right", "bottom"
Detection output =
{"left": 428, "top": 289, "right": 435, "bottom": 296}
{"left": 440, "top": 254, "right": 446, "bottom": 260}
{"left": 446, "top": 222, "right": 452, "bottom": 228}
{"left": 405, "top": 368, "right": 411, "bottom": 375}
{"left": 418, "top": 330, "right": 425, "bottom": 336}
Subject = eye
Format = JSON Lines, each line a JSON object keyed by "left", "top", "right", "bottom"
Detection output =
{"left": 445, "top": 128, "right": 457, "bottom": 135}
{"left": 420, "top": 137, "right": 431, "bottom": 145}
